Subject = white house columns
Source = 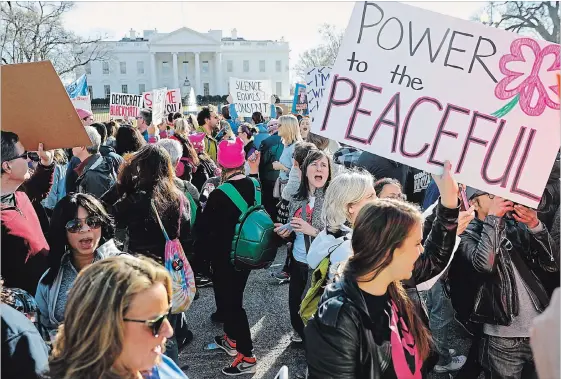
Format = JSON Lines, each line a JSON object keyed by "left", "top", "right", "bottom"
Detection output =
{"left": 194, "top": 52, "right": 201, "bottom": 95}
{"left": 172, "top": 52, "right": 179, "bottom": 89}
{"left": 150, "top": 52, "right": 157, "bottom": 89}
{"left": 215, "top": 52, "right": 222, "bottom": 94}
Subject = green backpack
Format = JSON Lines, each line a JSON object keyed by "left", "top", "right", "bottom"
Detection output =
{"left": 300, "top": 239, "right": 347, "bottom": 326}
{"left": 217, "top": 177, "right": 277, "bottom": 270}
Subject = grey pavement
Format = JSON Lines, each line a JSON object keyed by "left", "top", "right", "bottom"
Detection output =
{"left": 180, "top": 247, "right": 306, "bottom": 379}
{"left": 179, "top": 247, "right": 475, "bottom": 379}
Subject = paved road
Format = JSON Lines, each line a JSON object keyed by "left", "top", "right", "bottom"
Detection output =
{"left": 179, "top": 247, "right": 475, "bottom": 379}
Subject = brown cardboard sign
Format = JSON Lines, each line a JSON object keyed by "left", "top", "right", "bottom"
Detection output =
{"left": 1, "top": 61, "right": 91, "bottom": 151}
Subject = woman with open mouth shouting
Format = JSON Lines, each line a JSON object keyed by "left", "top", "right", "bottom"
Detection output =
{"left": 35, "top": 193, "right": 123, "bottom": 341}
{"left": 47, "top": 255, "right": 188, "bottom": 379}
{"left": 274, "top": 149, "right": 332, "bottom": 344}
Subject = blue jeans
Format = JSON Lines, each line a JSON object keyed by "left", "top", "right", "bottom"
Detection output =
{"left": 480, "top": 335, "right": 538, "bottom": 379}
{"left": 419, "top": 279, "right": 454, "bottom": 365}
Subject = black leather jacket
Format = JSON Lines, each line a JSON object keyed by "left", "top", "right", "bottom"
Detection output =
{"left": 449, "top": 215, "right": 559, "bottom": 327}
{"left": 304, "top": 201, "right": 459, "bottom": 379}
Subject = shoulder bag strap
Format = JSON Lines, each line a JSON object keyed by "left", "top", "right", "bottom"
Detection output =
{"left": 151, "top": 200, "right": 170, "bottom": 241}
{"left": 301, "top": 199, "right": 311, "bottom": 252}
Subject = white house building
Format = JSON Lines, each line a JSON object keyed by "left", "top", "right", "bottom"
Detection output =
{"left": 82, "top": 28, "right": 291, "bottom": 101}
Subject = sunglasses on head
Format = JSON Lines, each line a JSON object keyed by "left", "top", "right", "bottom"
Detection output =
{"left": 124, "top": 307, "right": 171, "bottom": 337}
{"left": 7, "top": 151, "right": 40, "bottom": 162}
{"left": 65, "top": 216, "right": 103, "bottom": 233}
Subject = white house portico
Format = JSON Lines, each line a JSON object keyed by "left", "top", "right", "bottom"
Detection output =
{"left": 82, "top": 27, "right": 290, "bottom": 101}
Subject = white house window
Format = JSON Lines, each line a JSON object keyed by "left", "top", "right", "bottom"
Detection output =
{"left": 182, "top": 61, "right": 189, "bottom": 74}
{"left": 139, "top": 83, "right": 146, "bottom": 94}
{"left": 243, "top": 60, "right": 249, "bottom": 72}
{"left": 85, "top": 62, "right": 91, "bottom": 75}
{"left": 202, "top": 61, "right": 209, "bottom": 74}
{"left": 137, "top": 61, "right": 144, "bottom": 74}
{"left": 259, "top": 60, "right": 265, "bottom": 72}
{"left": 162, "top": 61, "right": 170, "bottom": 74}
{"left": 276, "top": 82, "right": 282, "bottom": 96}
{"left": 227, "top": 60, "right": 233, "bottom": 73}
{"left": 203, "top": 83, "right": 210, "bottom": 96}
{"left": 104, "top": 85, "right": 110, "bottom": 98}
{"left": 276, "top": 60, "right": 281, "bottom": 73}
{"left": 120, "top": 62, "right": 126, "bottom": 74}
{"left": 122, "top": 84, "right": 128, "bottom": 93}
{"left": 87, "top": 85, "right": 93, "bottom": 98}
{"left": 102, "top": 61, "right": 109, "bottom": 75}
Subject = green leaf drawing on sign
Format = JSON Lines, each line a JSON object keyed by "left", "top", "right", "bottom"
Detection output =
{"left": 491, "top": 95, "right": 520, "bottom": 118}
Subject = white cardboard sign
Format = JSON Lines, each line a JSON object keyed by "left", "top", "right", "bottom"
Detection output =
{"left": 109, "top": 92, "right": 143, "bottom": 119}
{"left": 314, "top": 1, "right": 560, "bottom": 208}
{"left": 151, "top": 88, "right": 168, "bottom": 126}
{"left": 143, "top": 88, "right": 182, "bottom": 114}
{"left": 306, "top": 67, "right": 332, "bottom": 128}
{"left": 71, "top": 95, "right": 91, "bottom": 112}
{"left": 229, "top": 77, "right": 272, "bottom": 117}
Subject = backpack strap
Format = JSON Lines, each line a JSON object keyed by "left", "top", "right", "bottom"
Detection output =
{"left": 217, "top": 177, "right": 262, "bottom": 213}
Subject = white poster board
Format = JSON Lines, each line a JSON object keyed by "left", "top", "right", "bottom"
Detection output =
{"left": 229, "top": 77, "right": 272, "bottom": 117}
{"left": 313, "top": 1, "right": 560, "bottom": 208}
{"left": 151, "top": 88, "right": 167, "bottom": 126}
{"left": 71, "top": 95, "right": 91, "bottom": 112}
{"left": 143, "top": 88, "right": 182, "bottom": 114}
{"left": 109, "top": 93, "right": 143, "bottom": 119}
{"left": 306, "top": 66, "right": 332, "bottom": 128}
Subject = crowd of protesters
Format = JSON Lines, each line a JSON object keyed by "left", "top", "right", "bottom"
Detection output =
{"left": 1, "top": 102, "right": 559, "bottom": 379}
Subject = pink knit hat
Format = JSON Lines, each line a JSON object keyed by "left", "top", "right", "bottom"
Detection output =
{"left": 188, "top": 132, "right": 206, "bottom": 154}
{"left": 76, "top": 108, "right": 93, "bottom": 120}
{"left": 218, "top": 137, "right": 245, "bottom": 169}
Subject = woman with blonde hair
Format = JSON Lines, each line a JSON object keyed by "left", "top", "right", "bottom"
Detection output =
{"left": 307, "top": 169, "right": 376, "bottom": 281}
{"left": 47, "top": 255, "right": 188, "bottom": 379}
{"left": 272, "top": 115, "right": 302, "bottom": 197}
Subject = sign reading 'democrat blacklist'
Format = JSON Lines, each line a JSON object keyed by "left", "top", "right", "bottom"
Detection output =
{"left": 143, "top": 88, "right": 182, "bottom": 114}
{"left": 110, "top": 93, "right": 143, "bottom": 119}
{"left": 314, "top": 1, "right": 560, "bottom": 208}
{"left": 229, "top": 78, "right": 272, "bottom": 117}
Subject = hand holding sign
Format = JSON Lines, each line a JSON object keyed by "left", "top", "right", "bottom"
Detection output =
{"left": 432, "top": 160, "right": 459, "bottom": 209}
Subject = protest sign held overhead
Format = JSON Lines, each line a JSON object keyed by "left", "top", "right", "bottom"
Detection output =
{"left": 71, "top": 95, "right": 92, "bottom": 112}
{"left": 110, "top": 93, "right": 143, "bottom": 119}
{"left": 292, "top": 83, "right": 309, "bottom": 115}
{"left": 143, "top": 88, "right": 182, "bottom": 114}
{"left": 229, "top": 78, "right": 272, "bottom": 117}
{"left": 313, "top": 1, "right": 560, "bottom": 208}
{"left": 1, "top": 61, "right": 91, "bottom": 150}
{"left": 306, "top": 66, "right": 332, "bottom": 126}
{"left": 152, "top": 88, "right": 168, "bottom": 125}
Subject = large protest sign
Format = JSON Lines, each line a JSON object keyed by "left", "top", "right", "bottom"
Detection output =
{"left": 143, "top": 88, "right": 182, "bottom": 114}
{"left": 229, "top": 78, "right": 272, "bottom": 117}
{"left": 71, "top": 95, "right": 92, "bottom": 112}
{"left": 152, "top": 88, "right": 168, "bottom": 125}
{"left": 1, "top": 61, "right": 91, "bottom": 150}
{"left": 306, "top": 66, "right": 332, "bottom": 126}
{"left": 313, "top": 2, "right": 560, "bottom": 208}
{"left": 110, "top": 93, "right": 143, "bottom": 119}
{"left": 292, "top": 83, "right": 309, "bottom": 115}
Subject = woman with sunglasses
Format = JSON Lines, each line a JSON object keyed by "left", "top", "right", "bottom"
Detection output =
{"left": 47, "top": 255, "right": 188, "bottom": 379}
{"left": 35, "top": 193, "right": 122, "bottom": 340}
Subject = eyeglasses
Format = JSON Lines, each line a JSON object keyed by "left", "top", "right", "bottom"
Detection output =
{"left": 124, "top": 308, "right": 171, "bottom": 337}
{"left": 65, "top": 216, "right": 103, "bottom": 233}
{"left": 385, "top": 193, "right": 407, "bottom": 201}
{"left": 6, "top": 151, "right": 40, "bottom": 162}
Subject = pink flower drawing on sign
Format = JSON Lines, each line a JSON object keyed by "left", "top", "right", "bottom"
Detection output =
{"left": 493, "top": 38, "right": 560, "bottom": 118}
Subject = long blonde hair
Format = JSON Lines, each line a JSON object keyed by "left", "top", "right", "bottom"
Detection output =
{"left": 48, "top": 256, "right": 172, "bottom": 379}
{"left": 173, "top": 118, "right": 191, "bottom": 137}
{"left": 278, "top": 115, "right": 302, "bottom": 146}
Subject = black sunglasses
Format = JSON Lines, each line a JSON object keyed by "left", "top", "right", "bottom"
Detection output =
{"left": 65, "top": 216, "right": 103, "bottom": 233}
{"left": 124, "top": 308, "right": 171, "bottom": 337}
{"left": 7, "top": 151, "right": 40, "bottom": 162}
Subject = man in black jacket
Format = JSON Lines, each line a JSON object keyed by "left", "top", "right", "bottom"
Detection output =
{"left": 71, "top": 126, "right": 116, "bottom": 198}
{"left": 450, "top": 188, "right": 558, "bottom": 379}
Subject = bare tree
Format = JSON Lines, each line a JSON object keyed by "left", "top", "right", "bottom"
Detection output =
{"left": 0, "top": 2, "right": 111, "bottom": 77}
{"left": 475, "top": 2, "right": 560, "bottom": 43}
{"left": 294, "top": 24, "right": 344, "bottom": 80}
